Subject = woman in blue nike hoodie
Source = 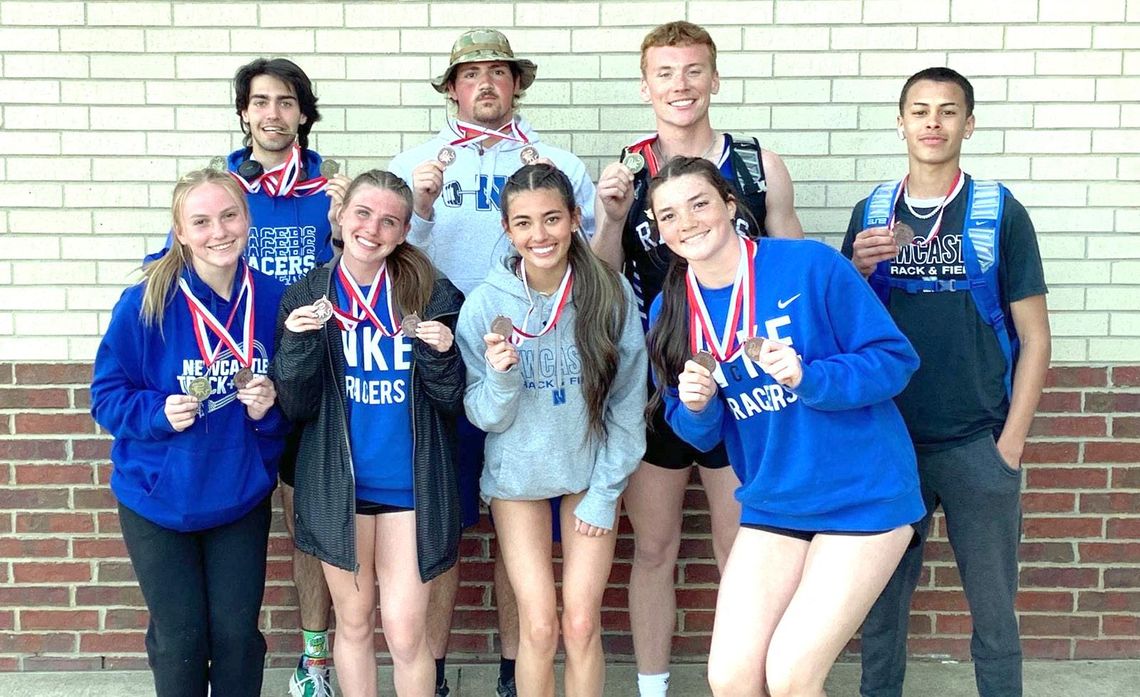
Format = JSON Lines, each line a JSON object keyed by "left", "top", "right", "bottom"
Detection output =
{"left": 90, "top": 169, "right": 288, "bottom": 697}
{"left": 646, "top": 158, "right": 923, "bottom": 697}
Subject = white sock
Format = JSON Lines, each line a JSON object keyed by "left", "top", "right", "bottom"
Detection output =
{"left": 638, "top": 672, "right": 670, "bottom": 697}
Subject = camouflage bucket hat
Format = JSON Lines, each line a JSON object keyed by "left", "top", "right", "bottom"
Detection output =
{"left": 431, "top": 28, "right": 538, "bottom": 93}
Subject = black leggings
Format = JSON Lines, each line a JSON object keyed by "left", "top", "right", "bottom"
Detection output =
{"left": 119, "top": 497, "right": 271, "bottom": 697}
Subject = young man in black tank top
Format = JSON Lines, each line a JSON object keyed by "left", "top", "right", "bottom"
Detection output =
{"left": 589, "top": 20, "right": 804, "bottom": 697}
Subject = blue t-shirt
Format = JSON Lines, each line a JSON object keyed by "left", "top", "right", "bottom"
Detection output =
{"left": 336, "top": 279, "right": 414, "bottom": 507}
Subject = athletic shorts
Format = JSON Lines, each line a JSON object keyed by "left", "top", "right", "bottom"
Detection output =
{"left": 355, "top": 500, "right": 413, "bottom": 516}
{"left": 278, "top": 427, "right": 303, "bottom": 488}
{"left": 644, "top": 400, "right": 730, "bottom": 470}
{"left": 743, "top": 522, "right": 921, "bottom": 548}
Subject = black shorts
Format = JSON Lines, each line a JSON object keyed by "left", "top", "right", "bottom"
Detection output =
{"left": 643, "top": 400, "right": 730, "bottom": 470}
{"left": 278, "top": 427, "right": 303, "bottom": 488}
{"left": 355, "top": 500, "right": 413, "bottom": 516}
{"left": 743, "top": 522, "right": 922, "bottom": 549}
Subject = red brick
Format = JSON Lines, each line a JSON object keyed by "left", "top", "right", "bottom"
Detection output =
{"left": 932, "top": 566, "right": 962, "bottom": 588}
{"left": 682, "top": 609, "right": 716, "bottom": 632}
{"left": 1111, "top": 366, "right": 1140, "bottom": 387}
{"left": 1105, "top": 569, "right": 1140, "bottom": 588}
{"left": 79, "top": 631, "right": 145, "bottom": 653}
{"left": 1085, "top": 442, "right": 1140, "bottom": 463}
{"left": 0, "top": 537, "right": 68, "bottom": 557}
{"left": 1029, "top": 416, "right": 1107, "bottom": 437}
{"left": 1022, "top": 442, "right": 1079, "bottom": 464}
{"left": 97, "top": 511, "right": 122, "bottom": 533}
{"left": 0, "top": 364, "right": 12, "bottom": 384}
{"left": 0, "top": 632, "right": 75, "bottom": 653}
{"left": 1078, "top": 542, "right": 1140, "bottom": 563}
{"left": 0, "top": 439, "right": 67, "bottom": 461}
{"left": 1078, "top": 591, "right": 1140, "bottom": 612}
{"left": 1107, "top": 517, "right": 1140, "bottom": 539}
{"left": 1020, "top": 567, "right": 1099, "bottom": 589}
{"left": 12, "top": 412, "right": 96, "bottom": 435}
{"left": 72, "top": 438, "right": 112, "bottom": 461}
{"left": 907, "top": 614, "right": 933, "bottom": 635}
{"left": 1085, "top": 392, "right": 1140, "bottom": 413}
{"left": 14, "top": 363, "right": 93, "bottom": 385}
{"left": 73, "top": 387, "right": 91, "bottom": 409}
{"left": 0, "top": 488, "right": 69, "bottom": 509}
{"left": 105, "top": 609, "right": 149, "bottom": 630}
{"left": 1111, "top": 466, "right": 1140, "bottom": 488}
{"left": 669, "top": 633, "right": 710, "bottom": 656}
{"left": 1037, "top": 391, "right": 1081, "bottom": 413}
{"left": 934, "top": 613, "right": 972, "bottom": 635}
{"left": 1020, "top": 614, "right": 1099, "bottom": 637}
{"left": 16, "top": 512, "right": 95, "bottom": 534}
{"left": 74, "top": 585, "right": 145, "bottom": 606}
{"left": 1103, "top": 615, "right": 1140, "bottom": 636}
{"left": 1021, "top": 638, "right": 1074, "bottom": 659}
{"left": 1023, "top": 517, "right": 1103, "bottom": 539}
{"left": 0, "top": 587, "right": 69, "bottom": 607}
{"left": 0, "top": 387, "right": 70, "bottom": 409}
{"left": 1022, "top": 492, "right": 1076, "bottom": 513}
{"left": 1114, "top": 417, "right": 1140, "bottom": 438}
{"left": 682, "top": 562, "right": 720, "bottom": 584}
{"left": 22, "top": 656, "right": 102, "bottom": 671}
{"left": 12, "top": 562, "right": 91, "bottom": 583}
{"left": 73, "top": 487, "right": 117, "bottom": 510}
{"left": 13, "top": 463, "right": 95, "bottom": 485}
{"left": 1020, "top": 542, "right": 1075, "bottom": 564}
{"left": 102, "top": 657, "right": 151, "bottom": 670}
{"left": 97, "top": 561, "right": 137, "bottom": 583}
{"left": 1074, "top": 639, "right": 1140, "bottom": 659}
{"left": 19, "top": 609, "right": 99, "bottom": 631}
{"left": 1045, "top": 366, "right": 1108, "bottom": 388}
{"left": 1080, "top": 492, "right": 1140, "bottom": 513}
{"left": 912, "top": 590, "right": 969, "bottom": 612}
{"left": 1016, "top": 591, "right": 1075, "bottom": 613}
{"left": 72, "top": 537, "right": 128, "bottom": 558}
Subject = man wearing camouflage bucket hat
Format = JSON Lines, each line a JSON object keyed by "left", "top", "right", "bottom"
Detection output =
{"left": 388, "top": 28, "right": 597, "bottom": 697}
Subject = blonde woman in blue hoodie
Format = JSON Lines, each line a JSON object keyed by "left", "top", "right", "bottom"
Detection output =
{"left": 456, "top": 164, "right": 647, "bottom": 697}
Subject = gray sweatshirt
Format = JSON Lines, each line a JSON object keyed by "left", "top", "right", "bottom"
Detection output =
{"left": 456, "top": 258, "right": 647, "bottom": 529}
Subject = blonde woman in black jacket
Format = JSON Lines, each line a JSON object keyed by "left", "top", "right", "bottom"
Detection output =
{"left": 273, "top": 170, "right": 465, "bottom": 697}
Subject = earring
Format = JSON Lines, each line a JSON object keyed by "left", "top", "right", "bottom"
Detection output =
{"left": 897, "top": 129, "right": 905, "bottom": 140}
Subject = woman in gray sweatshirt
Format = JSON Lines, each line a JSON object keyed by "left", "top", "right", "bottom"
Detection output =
{"left": 456, "top": 164, "right": 647, "bottom": 697}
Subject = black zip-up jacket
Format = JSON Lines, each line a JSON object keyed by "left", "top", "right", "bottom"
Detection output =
{"left": 272, "top": 261, "right": 465, "bottom": 581}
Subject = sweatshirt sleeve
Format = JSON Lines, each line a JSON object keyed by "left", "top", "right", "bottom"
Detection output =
{"left": 574, "top": 287, "right": 648, "bottom": 530}
{"left": 663, "top": 388, "right": 726, "bottom": 452}
{"left": 271, "top": 278, "right": 327, "bottom": 423}
{"left": 90, "top": 291, "right": 178, "bottom": 441}
{"left": 457, "top": 291, "right": 523, "bottom": 433}
{"left": 792, "top": 253, "right": 919, "bottom": 411}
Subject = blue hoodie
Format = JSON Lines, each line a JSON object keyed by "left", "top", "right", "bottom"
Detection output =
{"left": 145, "top": 148, "right": 335, "bottom": 286}
{"left": 653, "top": 239, "right": 924, "bottom": 532}
{"left": 91, "top": 264, "right": 289, "bottom": 532}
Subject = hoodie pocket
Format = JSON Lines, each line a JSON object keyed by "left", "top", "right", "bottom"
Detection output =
{"left": 147, "top": 436, "right": 273, "bottom": 529}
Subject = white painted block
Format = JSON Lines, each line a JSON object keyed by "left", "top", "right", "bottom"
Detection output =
{"left": 1, "top": 1, "right": 84, "bottom": 25}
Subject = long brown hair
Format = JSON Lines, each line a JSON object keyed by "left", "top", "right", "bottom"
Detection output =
{"left": 501, "top": 164, "right": 628, "bottom": 442}
{"left": 340, "top": 170, "right": 436, "bottom": 317}
{"left": 140, "top": 169, "right": 250, "bottom": 326}
{"left": 644, "top": 156, "right": 741, "bottom": 418}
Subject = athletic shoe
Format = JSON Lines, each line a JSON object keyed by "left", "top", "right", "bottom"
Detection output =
{"left": 289, "top": 655, "right": 335, "bottom": 697}
{"left": 495, "top": 676, "right": 518, "bottom": 697}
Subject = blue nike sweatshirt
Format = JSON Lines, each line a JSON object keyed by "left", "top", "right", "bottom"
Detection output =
{"left": 91, "top": 263, "right": 289, "bottom": 532}
{"left": 652, "top": 238, "right": 924, "bottom": 531}
{"left": 144, "top": 147, "right": 335, "bottom": 286}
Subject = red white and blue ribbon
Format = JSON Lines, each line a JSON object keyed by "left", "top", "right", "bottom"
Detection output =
{"left": 179, "top": 262, "right": 255, "bottom": 369}
{"left": 229, "top": 142, "right": 328, "bottom": 198}
{"left": 686, "top": 236, "right": 757, "bottom": 363}
{"left": 331, "top": 260, "right": 399, "bottom": 335}
{"left": 447, "top": 118, "right": 530, "bottom": 148}
{"left": 504, "top": 262, "right": 574, "bottom": 347}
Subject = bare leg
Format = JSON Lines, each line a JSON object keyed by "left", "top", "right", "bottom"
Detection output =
{"left": 623, "top": 463, "right": 689, "bottom": 676}
{"left": 375, "top": 511, "right": 434, "bottom": 697}
{"left": 322, "top": 515, "right": 379, "bottom": 697}
{"left": 697, "top": 465, "right": 742, "bottom": 573}
{"left": 426, "top": 563, "right": 459, "bottom": 660}
{"left": 559, "top": 491, "right": 618, "bottom": 697}
{"left": 494, "top": 552, "right": 521, "bottom": 660}
{"left": 492, "top": 498, "right": 557, "bottom": 697}
{"left": 282, "top": 484, "right": 332, "bottom": 631}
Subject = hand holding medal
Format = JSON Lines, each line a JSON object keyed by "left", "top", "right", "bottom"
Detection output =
{"left": 285, "top": 296, "right": 334, "bottom": 334}
{"left": 679, "top": 352, "right": 718, "bottom": 413}
{"left": 164, "top": 393, "right": 201, "bottom": 432}
{"left": 411, "top": 158, "right": 446, "bottom": 220}
{"left": 402, "top": 314, "right": 456, "bottom": 354}
{"left": 754, "top": 339, "right": 802, "bottom": 389}
{"left": 235, "top": 373, "right": 277, "bottom": 421}
{"left": 484, "top": 315, "right": 519, "bottom": 372}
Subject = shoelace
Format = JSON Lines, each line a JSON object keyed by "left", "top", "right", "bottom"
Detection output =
{"left": 292, "top": 666, "right": 335, "bottom": 697}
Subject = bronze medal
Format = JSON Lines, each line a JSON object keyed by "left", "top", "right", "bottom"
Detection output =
{"left": 437, "top": 146, "right": 457, "bottom": 168}
{"left": 490, "top": 315, "right": 514, "bottom": 339}
{"left": 312, "top": 296, "right": 334, "bottom": 324}
{"left": 519, "top": 145, "right": 539, "bottom": 165}
{"left": 319, "top": 159, "right": 340, "bottom": 178}
{"left": 743, "top": 337, "right": 765, "bottom": 363}
{"left": 622, "top": 151, "right": 646, "bottom": 175}
{"left": 692, "top": 351, "right": 717, "bottom": 372}
{"left": 892, "top": 222, "right": 915, "bottom": 247}
{"left": 233, "top": 368, "right": 255, "bottom": 390}
{"left": 187, "top": 377, "right": 211, "bottom": 400}
{"left": 401, "top": 312, "right": 421, "bottom": 339}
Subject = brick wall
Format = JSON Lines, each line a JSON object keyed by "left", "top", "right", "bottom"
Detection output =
{"left": 1, "top": 361, "right": 1138, "bottom": 670}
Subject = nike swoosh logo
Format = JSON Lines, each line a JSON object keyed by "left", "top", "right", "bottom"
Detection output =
{"left": 777, "top": 294, "right": 801, "bottom": 309}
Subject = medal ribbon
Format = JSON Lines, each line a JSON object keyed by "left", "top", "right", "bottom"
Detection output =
{"left": 447, "top": 118, "right": 530, "bottom": 147}
{"left": 331, "top": 260, "right": 399, "bottom": 335}
{"left": 887, "top": 169, "right": 964, "bottom": 246}
{"left": 506, "top": 262, "right": 574, "bottom": 347}
{"left": 686, "top": 236, "right": 757, "bottom": 362}
{"left": 228, "top": 142, "right": 329, "bottom": 198}
{"left": 179, "top": 263, "right": 255, "bottom": 369}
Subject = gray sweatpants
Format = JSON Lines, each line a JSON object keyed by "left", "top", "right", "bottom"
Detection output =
{"left": 860, "top": 434, "right": 1023, "bottom": 697}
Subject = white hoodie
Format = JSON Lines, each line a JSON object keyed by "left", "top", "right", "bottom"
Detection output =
{"left": 388, "top": 116, "right": 597, "bottom": 296}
